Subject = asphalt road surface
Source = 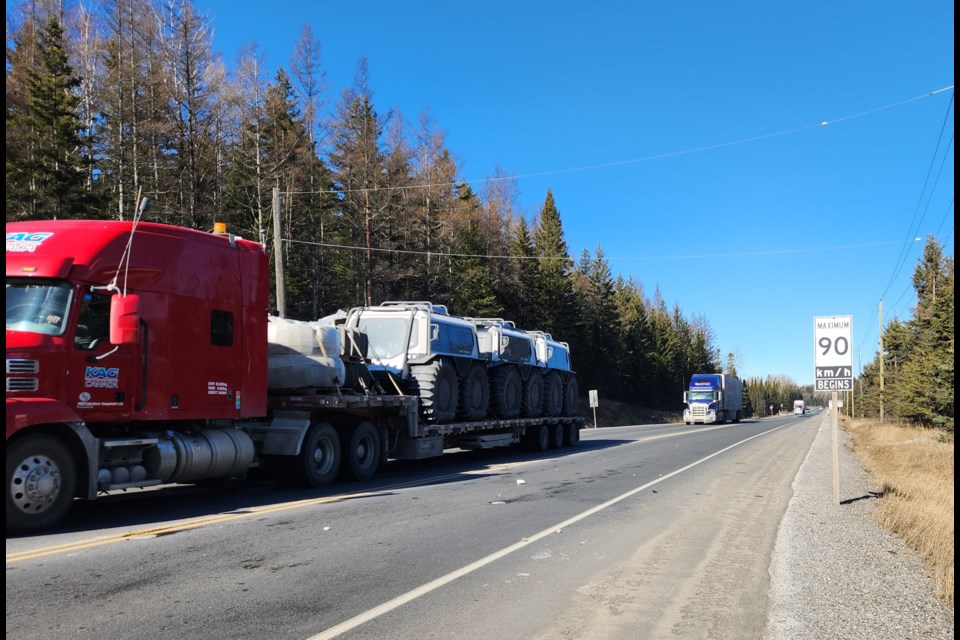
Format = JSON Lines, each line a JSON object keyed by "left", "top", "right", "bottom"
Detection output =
{"left": 6, "top": 414, "right": 820, "bottom": 640}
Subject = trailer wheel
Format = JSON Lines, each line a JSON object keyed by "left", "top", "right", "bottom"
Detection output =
{"left": 563, "top": 422, "right": 580, "bottom": 447}
{"left": 489, "top": 366, "right": 522, "bottom": 419}
{"left": 562, "top": 375, "right": 579, "bottom": 415}
{"left": 412, "top": 359, "right": 458, "bottom": 423}
{"left": 340, "top": 421, "right": 381, "bottom": 481}
{"left": 458, "top": 364, "right": 490, "bottom": 421}
{"left": 291, "top": 422, "right": 340, "bottom": 488}
{"left": 521, "top": 369, "right": 543, "bottom": 418}
{"left": 548, "top": 422, "right": 565, "bottom": 449}
{"left": 524, "top": 424, "right": 550, "bottom": 452}
{"left": 542, "top": 371, "right": 563, "bottom": 417}
{"left": 6, "top": 434, "right": 77, "bottom": 535}
{"left": 733, "top": 411, "right": 741, "bottom": 423}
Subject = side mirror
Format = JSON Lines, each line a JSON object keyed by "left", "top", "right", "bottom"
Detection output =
{"left": 500, "top": 336, "right": 510, "bottom": 352}
{"left": 430, "top": 323, "right": 439, "bottom": 341}
{"left": 110, "top": 294, "right": 141, "bottom": 345}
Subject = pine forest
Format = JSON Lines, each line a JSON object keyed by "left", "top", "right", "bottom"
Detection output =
{"left": 5, "top": 1, "right": 953, "bottom": 431}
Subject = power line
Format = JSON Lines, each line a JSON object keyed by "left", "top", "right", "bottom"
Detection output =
{"left": 877, "top": 95, "right": 954, "bottom": 301}
{"left": 283, "top": 236, "right": 914, "bottom": 263}
{"left": 857, "top": 91, "right": 955, "bottom": 357}
{"left": 280, "top": 85, "right": 955, "bottom": 197}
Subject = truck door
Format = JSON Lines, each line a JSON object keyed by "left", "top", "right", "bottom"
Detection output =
{"left": 66, "top": 293, "right": 139, "bottom": 419}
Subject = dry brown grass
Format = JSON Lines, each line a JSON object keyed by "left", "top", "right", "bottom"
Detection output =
{"left": 844, "top": 417, "right": 954, "bottom": 605}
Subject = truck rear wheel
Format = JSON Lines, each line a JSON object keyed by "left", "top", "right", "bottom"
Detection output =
{"left": 548, "top": 422, "right": 565, "bottom": 449}
{"left": 521, "top": 369, "right": 543, "bottom": 418}
{"left": 412, "top": 359, "right": 458, "bottom": 423}
{"left": 563, "top": 422, "right": 580, "bottom": 447}
{"left": 291, "top": 422, "right": 340, "bottom": 488}
{"left": 458, "top": 364, "right": 490, "bottom": 421}
{"left": 340, "top": 421, "right": 381, "bottom": 481}
{"left": 490, "top": 366, "right": 522, "bottom": 419}
{"left": 6, "top": 434, "right": 77, "bottom": 535}
{"left": 524, "top": 424, "right": 550, "bottom": 452}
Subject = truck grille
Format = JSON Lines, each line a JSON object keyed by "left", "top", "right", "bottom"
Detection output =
{"left": 691, "top": 405, "right": 707, "bottom": 418}
{"left": 7, "top": 359, "right": 39, "bottom": 374}
{"left": 7, "top": 359, "right": 40, "bottom": 393}
{"left": 7, "top": 377, "right": 39, "bottom": 392}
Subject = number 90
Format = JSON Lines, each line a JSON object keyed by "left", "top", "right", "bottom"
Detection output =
{"left": 819, "top": 336, "right": 849, "bottom": 356}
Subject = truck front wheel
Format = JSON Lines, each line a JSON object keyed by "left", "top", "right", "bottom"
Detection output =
{"left": 6, "top": 434, "right": 77, "bottom": 535}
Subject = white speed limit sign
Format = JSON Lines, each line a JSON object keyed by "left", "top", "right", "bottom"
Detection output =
{"left": 814, "top": 316, "right": 853, "bottom": 390}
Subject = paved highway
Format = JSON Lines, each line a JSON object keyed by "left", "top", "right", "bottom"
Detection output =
{"left": 6, "top": 414, "right": 819, "bottom": 640}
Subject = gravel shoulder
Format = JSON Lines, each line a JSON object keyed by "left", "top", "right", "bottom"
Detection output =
{"left": 764, "top": 412, "right": 954, "bottom": 639}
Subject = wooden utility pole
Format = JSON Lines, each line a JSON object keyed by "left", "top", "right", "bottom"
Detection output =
{"left": 272, "top": 187, "right": 286, "bottom": 318}
{"left": 878, "top": 300, "right": 884, "bottom": 423}
{"left": 363, "top": 187, "right": 373, "bottom": 306}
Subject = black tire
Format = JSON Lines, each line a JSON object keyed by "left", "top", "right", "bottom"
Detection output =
{"left": 489, "top": 366, "right": 522, "bottom": 419}
{"left": 542, "top": 371, "right": 563, "bottom": 417}
{"left": 563, "top": 422, "right": 580, "bottom": 447}
{"left": 411, "top": 359, "right": 458, "bottom": 423}
{"left": 524, "top": 424, "right": 549, "bottom": 452}
{"left": 340, "top": 421, "right": 381, "bottom": 481}
{"left": 458, "top": 364, "right": 490, "bottom": 421}
{"left": 733, "top": 411, "right": 741, "bottom": 423}
{"left": 562, "top": 375, "right": 579, "bottom": 415}
{"left": 6, "top": 434, "right": 77, "bottom": 535}
{"left": 521, "top": 369, "right": 544, "bottom": 418}
{"left": 290, "top": 422, "right": 340, "bottom": 488}
{"left": 548, "top": 422, "right": 565, "bottom": 449}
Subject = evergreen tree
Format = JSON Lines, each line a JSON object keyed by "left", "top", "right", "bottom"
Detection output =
{"left": 533, "top": 189, "right": 576, "bottom": 341}
{"left": 450, "top": 221, "right": 502, "bottom": 317}
{"left": 328, "top": 59, "right": 393, "bottom": 306}
{"left": 503, "top": 217, "right": 540, "bottom": 329}
{"left": 572, "top": 245, "right": 622, "bottom": 399}
{"left": 614, "top": 277, "right": 655, "bottom": 406}
{"left": 7, "top": 16, "right": 91, "bottom": 219}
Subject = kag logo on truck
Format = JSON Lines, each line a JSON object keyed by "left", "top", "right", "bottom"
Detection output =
{"left": 6, "top": 231, "right": 53, "bottom": 253}
{"left": 85, "top": 366, "right": 120, "bottom": 389}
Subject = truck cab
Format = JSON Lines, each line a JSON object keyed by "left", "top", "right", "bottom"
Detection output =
{"left": 6, "top": 220, "right": 268, "bottom": 533}
{"left": 683, "top": 373, "right": 742, "bottom": 424}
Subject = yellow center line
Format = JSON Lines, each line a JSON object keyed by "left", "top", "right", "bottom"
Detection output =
{"left": 6, "top": 423, "right": 739, "bottom": 564}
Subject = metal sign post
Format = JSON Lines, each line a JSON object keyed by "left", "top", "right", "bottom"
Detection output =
{"left": 814, "top": 316, "right": 852, "bottom": 505}
{"left": 589, "top": 389, "right": 599, "bottom": 428}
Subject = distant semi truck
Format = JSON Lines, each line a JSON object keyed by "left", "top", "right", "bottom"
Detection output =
{"left": 683, "top": 373, "right": 742, "bottom": 424}
{"left": 794, "top": 399, "right": 806, "bottom": 415}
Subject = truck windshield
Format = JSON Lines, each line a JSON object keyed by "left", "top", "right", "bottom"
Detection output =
{"left": 688, "top": 390, "right": 715, "bottom": 401}
{"left": 358, "top": 316, "right": 411, "bottom": 360}
{"left": 6, "top": 280, "right": 74, "bottom": 336}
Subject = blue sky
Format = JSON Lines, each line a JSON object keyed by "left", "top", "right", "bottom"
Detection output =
{"left": 196, "top": 0, "right": 954, "bottom": 386}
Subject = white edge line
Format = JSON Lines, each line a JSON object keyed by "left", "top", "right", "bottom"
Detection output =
{"left": 307, "top": 422, "right": 789, "bottom": 640}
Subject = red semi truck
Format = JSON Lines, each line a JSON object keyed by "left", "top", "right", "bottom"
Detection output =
{"left": 6, "top": 220, "right": 582, "bottom": 534}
